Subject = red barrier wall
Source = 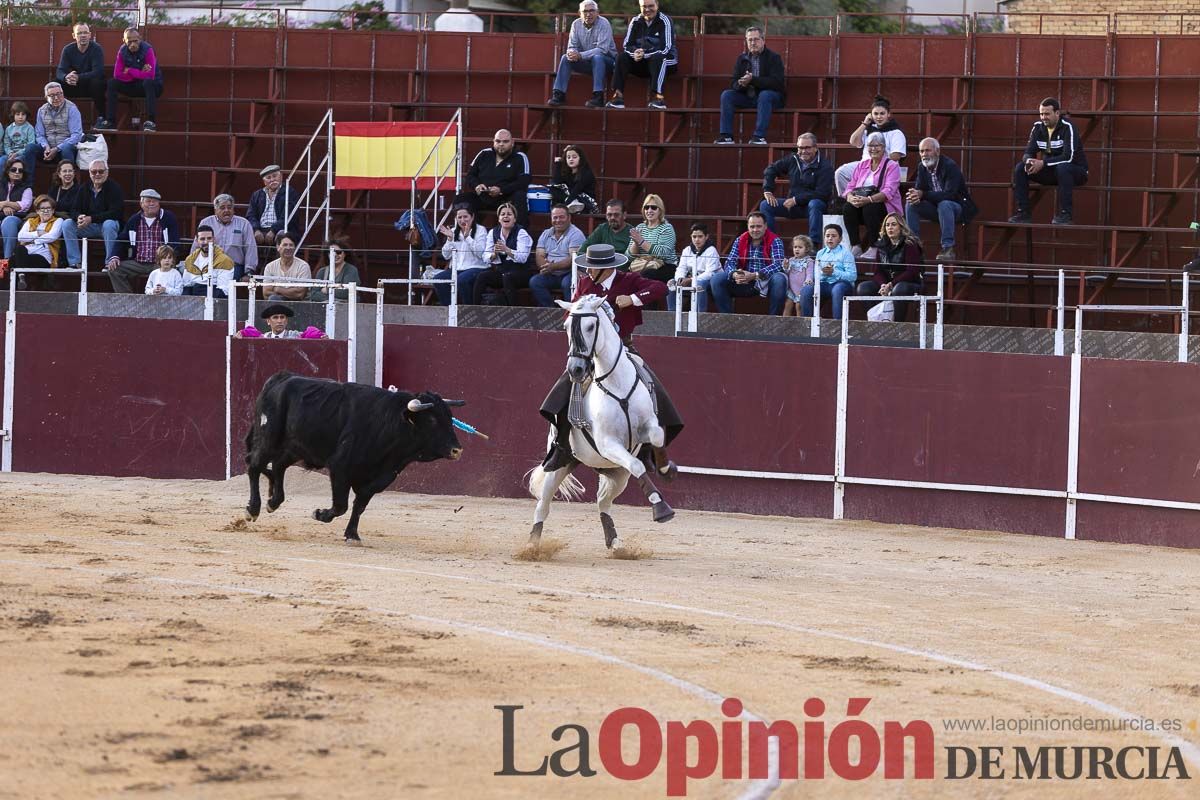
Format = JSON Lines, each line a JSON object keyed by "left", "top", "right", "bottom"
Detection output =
{"left": 11, "top": 315, "right": 228, "bottom": 479}
{"left": 227, "top": 338, "right": 349, "bottom": 473}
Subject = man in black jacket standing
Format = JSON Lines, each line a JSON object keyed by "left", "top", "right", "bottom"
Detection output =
{"left": 905, "top": 137, "right": 975, "bottom": 262}
{"left": 1008, "top": 97, "right": 1088, "bottom": 226}
{"left": 606, "top": 0, "right": 678, "bottom": 110}
{"left": 759, "top": 133, "right": 833, "bottom": 236}
{"left": 714, "top": 26, "right": 786, "bottom": 146}
{"left": 56, "top": 23, "right": 106, "bottom": 127}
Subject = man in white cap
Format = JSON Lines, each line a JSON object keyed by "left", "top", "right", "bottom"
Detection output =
{"left": 246, "top": 164, "right": 295, "bottom": 248}
{"left": 107, "top": 187, "right": 180, "bottom": 293}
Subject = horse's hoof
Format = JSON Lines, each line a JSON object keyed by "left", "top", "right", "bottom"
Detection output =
{"left": 651, "top": 501, "right": 675, "bottom": 524}
{"left": 657, "top": 460, "right": 678, "bottom": 482}
{"left": 608, "top": 536, "right": 622, "bottom": 551}
{"left": 600, "top": 512, "right": 618, "bottom": 548}
{"left": 528, "top": 521, "right": 544, "bottom": 542}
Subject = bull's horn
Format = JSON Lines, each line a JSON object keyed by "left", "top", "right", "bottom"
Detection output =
{"left": 407, "top": 399, "right": 434, "bottom": 412}
{"left": 444, "top": 399, "right": 466, "bottom": 407}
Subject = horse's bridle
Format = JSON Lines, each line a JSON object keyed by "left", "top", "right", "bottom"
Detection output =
{"left": 566, "top": 307, "right": 639, "bottom": 450}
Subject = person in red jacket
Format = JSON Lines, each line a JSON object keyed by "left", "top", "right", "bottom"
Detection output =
{"left": 539, "top": 244, "right": 683, "bottom": 474}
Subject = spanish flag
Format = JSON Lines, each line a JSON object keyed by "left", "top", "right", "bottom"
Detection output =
{"left": 334, "top": 122, "right": 458, "bottom": 190}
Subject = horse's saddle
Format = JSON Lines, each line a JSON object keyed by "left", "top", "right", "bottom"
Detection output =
{"left": 568, "top": 354, "right": 658, "bottom": 431}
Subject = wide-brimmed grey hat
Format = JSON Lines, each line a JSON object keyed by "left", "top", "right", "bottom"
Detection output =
{"left": 573, "top": 244, "right": 629, "bottom": 271}
{"left": 259, "top": 164, "right": 282, "bottom": 177}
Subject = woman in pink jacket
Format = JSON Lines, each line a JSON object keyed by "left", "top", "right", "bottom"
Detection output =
{"left": 841, "top": 132, "right": 902, "bottom": 260}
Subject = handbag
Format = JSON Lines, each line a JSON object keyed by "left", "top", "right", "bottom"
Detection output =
{"left": 867, "top": 300, "right": 895, "bottom": 322}
{"left": 630, "top": 255, "right": 663, "bottom": 273}
{"left": 850, "top": 184, "right": 878, "bottom": 198}
{"left": 75, "top": 134, "right": 108, "bottom": 171}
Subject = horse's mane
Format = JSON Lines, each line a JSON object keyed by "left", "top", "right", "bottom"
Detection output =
{"left": 572, "top": 294, "right": 617, "bottom": 326}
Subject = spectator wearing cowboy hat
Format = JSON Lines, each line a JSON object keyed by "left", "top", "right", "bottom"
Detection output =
{"left": 234, "top": 303, "right": 327, "bottom": 339}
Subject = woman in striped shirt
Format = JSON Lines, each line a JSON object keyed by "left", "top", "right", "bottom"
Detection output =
{"left": 626, "top": 192, "right": 676, "bottom": 285}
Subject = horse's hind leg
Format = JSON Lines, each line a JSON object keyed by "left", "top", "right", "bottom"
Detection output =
{"left": 596, "top": 468, "right": 630, "bottom": 549}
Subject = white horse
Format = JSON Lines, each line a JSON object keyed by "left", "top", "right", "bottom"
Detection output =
{"left": 526, "top": 294, "right": 674, "bottom": 550}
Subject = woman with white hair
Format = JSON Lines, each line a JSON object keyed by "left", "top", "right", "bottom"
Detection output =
{"left": 840, "top": 131, "right": 901, "bottom": 260}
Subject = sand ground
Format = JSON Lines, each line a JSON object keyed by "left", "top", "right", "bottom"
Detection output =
{"left": 1, "top": 470, "right": 1198, "bottom": 799}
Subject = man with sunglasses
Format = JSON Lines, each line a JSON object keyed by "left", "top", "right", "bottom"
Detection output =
{"left": 759, "top": 132, "right": 833, "bottom": 237}
{"left": 60, "top": 159, "right": 123, "bottom": 269}
{"left": 21, "top": 82, "right": 84, "bottom": 183}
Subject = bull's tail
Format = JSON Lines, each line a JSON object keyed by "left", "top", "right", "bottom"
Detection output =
{"left": 525, "top": 465, "right": 585, "bottom": 502}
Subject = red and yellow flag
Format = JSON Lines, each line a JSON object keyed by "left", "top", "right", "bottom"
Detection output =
{"left": 334, "top": 122, "right": 458, "bottom": 190}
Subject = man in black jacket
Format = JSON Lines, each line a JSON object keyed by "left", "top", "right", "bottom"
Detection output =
{"left": 905, "top": 137, "right": 976, "bottom": 262}
{"left": 759, "top": 133, "right": 833, "bottom": 237}
{"left": 56, "top": 23, "right": 106, "bottom": 126}
{"left": 454, "top": 129, "right": 531, "bottom": 225}
{"left": 606, "top": 0, "right": 678, "bottom": 110}
{"left": 1008, "top": 97, "right": 1088, "bottom": 226}
{"left": 714, "top": 27, "right": 786, "bottom": 146}
{"left": 60, "top": 159, "right": 124, "bottom": 268}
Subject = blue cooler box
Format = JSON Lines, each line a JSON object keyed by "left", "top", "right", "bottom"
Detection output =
{"left": 528, "top": 185, "right": 553, "bottom": 213}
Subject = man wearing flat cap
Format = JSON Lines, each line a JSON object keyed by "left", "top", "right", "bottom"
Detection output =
{"left": 234, "top": 303, "right": 328, "bottom": 339}
{"left": 107, "top": 186, "right": 180, "bottom": 293}
{"left": 537, "top": 244, "right": 684, "bottom": 476}
{"left": 246, "top": 164, "right": 295, "bottom": 247}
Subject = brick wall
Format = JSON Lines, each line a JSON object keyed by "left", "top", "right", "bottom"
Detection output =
{"left": 1000, "top": 1, "right": 1200, "bottom": 35}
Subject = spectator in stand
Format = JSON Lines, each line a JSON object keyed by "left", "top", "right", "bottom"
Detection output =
{"left": 1, "top": 157, "right": 33, "bottom": 261}
{"left": 714, "top": 26, "right": 786, "bottom": 146}
{"left": 547, "top": 1, "right": 616, "bottom": 109}
{"left": 4, "top": 102, "right": 37, "bottom": 160}
{"left": 434, "top": 204, "right": 489, "bottom": 307}
{"left": 904, "top": 137, "right": 975, "bottom": 263}
{"left": 471, "top": 202, "right": 534, "bottom": 306}
{"left": 760, "top": 132, "right": 834, "bottom": 236}
{"left": 607, "top": 0, "right": 677, "bottom": 110}
{"left": 57, "top": 23, "right": 107, "bottom": 126}
{"left": 551, "top": 145, "right": 597, "bottom": 214}
{"left": 857, "top": 213, "right": 923, "bottom": 322}
{"left": 456, "top": 129, "right": 531, "bottom": 224}
{"left": 49, "top": 161, "right": 82, "bottom": 221}
{"left": 1008, "top": 97, "right": 1088, "bottom": 226}
{"left": 530, "top": 203, "right": 587, "bottom": 306}
{"left": 261, "top": 232, "right": 311, "bottom": 301}
{"left": 582, "top": 198, "right": 633, "bottom": 253}
{"left": 61, "top": 159, "right": 122, "bottom": 269}
{"left": 106, "top": 188, "right": 180, "bottom": 293}
{"left": 835, "top": 96, "right": 907, "bottom": 196}
{"left": 97, "top": 28, "right": 163, "bottom": 132}
{"left": 669, "top": 222, "right": 720, "bottom": 312}
{"left": 433, "top": 0, "right": 484, "bottom": 33}
{"left": 782, "top": 234, "right": 815, "bottom": 317}
{"left": 626, "top": 193, "right": 676, "bottom": 285}
{"left": 11, "top": 196, "right": 62, "bottom": 287}
{"left": 145, "top": 244, "right": 183, "bottom": 297}
{"left": 309, "top": 239, "right": 361, "bottom": 303}
{"left": 247, "top": 164, "right": 295, "bottom": 247}
{"left": 800, "top": 223, "right": 857, "bottom": 320}
{"left": 709, "top": 210, "right": 787, "bottom": 315}
{"left": 841, "top": 132, "right": 902, "bottom": 260}
{"left": 195, "top": 193, "right": 257, "bottom": 279}
{"left": 22, "top": 82, "right": 83, "bottom": 183}
{"left": 182, "top": 224, "right": 234, "bottom": 297}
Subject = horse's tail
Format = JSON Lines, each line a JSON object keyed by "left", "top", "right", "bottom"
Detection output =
{"left": 525, "top": 465, "right": 586, "bottom": 502}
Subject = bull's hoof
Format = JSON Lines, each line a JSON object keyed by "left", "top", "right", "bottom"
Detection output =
{"left": 528, "top": 521, "right": 544, "bottom": 542}
{"left": 244, "top": 506, "right": 259, "bottom": 522}
{"left": 344, "top": 536, "right": 363, "bottom": 547}
{"left": 651, "top": 500, "right": 675, "bottom": 524}
{"left": 600, "top": 512, "right": 618, "bottom": 549}
{"left": 266, "top": 500, "right": 279, "bottom": 514}
{"left": 313, "top": 509, "right": 334, "bottom": 523}
{"left": 657, "top": 460, "right": 679, "bottom": 482}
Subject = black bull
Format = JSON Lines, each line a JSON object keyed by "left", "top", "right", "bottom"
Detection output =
{"left": 244, "top": 372, "right": 465, "bottom": 541}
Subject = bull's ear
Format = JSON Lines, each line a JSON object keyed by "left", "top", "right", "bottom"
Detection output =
{"left": 444, "top": 399, "right": 466, "bottom": 407}
{"left": 407, "top": 398, "right": 434, "bottom": 412}
{"left": 554, "top": 299, "right": 573, "bottom": 310}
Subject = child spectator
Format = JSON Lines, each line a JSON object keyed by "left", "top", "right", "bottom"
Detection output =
{"left": 669, "top": 222, "right": 720, "bottom": 312}
{"left": 783, "top": 234, "right": 815, "bottom": 317}
{"left": 3, "top": 102, "right": 37, "bottom": 160}
{"left": 145, "top": 243, "right": 182, "bottom": 296}
{"left": 799, "top": 224, "right": 857, "bottom": 320}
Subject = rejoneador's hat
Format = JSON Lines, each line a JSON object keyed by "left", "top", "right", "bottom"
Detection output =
{"left": 260, "top": 303, "right": 294, "bottom": 319}
{"left": 259, "top": 164, "right": 282, "bottom": 177}
{"left": 139, "top": 188, "right": 161, "bottom": 199}
{"left": 573, "top": 244, "right": 629, "bottom": 271}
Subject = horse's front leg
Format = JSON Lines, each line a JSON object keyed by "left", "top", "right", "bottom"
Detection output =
{"left": 590, "top": 432, "right": 646, "bottom": 478}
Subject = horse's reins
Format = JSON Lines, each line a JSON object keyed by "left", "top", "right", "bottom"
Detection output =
{"left": 567, "top": 310, "right": 641, "bottom": 452}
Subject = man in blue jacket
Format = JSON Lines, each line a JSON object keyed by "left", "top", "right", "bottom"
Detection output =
{"left": 905, "top": 137, "right": 976, "bottom": 263}
{"left": 606, "top": 0, "right": 678, "bottom": 110}
{"left": 758, "top": 133, "right": 833, "bottom": 237}
{"left": 714, "top": 27, "right": 786, "bottom": 146}
{"left": 56, "top": 23, "right": 106, "bottom": 126}
{"left": 246, "top": 164, "right": 296, "bottom": 247}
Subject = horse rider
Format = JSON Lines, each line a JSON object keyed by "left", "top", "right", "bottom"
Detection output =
{"left": 539, "top": 243, "right": 684, "bottom": 475}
